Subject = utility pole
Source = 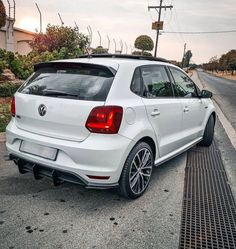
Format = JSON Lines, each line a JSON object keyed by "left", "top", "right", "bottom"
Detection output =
{"left": 74, "top": 21, "right": 79, "bottom": 31}
{"left": 97, "top": 31, "right": 102, "bottom": 47}
{"left": 7, "top": 0, "right": 16, "bottom": 26}
{"left": 148, "top": 0, "right": 173, "bottom": 57}
{"left": 35, "top": 3, "right": 42, "bottom": 33}
{"left": 58, "top": 13, "right": 64, "bottom": 26}
{"left": 130, "top": 45, "right": 133, "bottom": 54}
{"left": 113, "top": 39, "right": 117, "bottom": 53}
{"left": 107, "top": 35, "right": 110, "bottom": 51}
{"left": 120, "top": 40, "right": 123, "bottom": 54}
{"left": 87, "top": 26, "right": 92, "bottom": 48}
{"left": 182, "top": 43, "right": 186, "bottom": 68}
{"left": 125, "top": 42, "right": 128, "bottom": 54}
{"left": 6, "top": 0, "right": 16, "bottom": 51}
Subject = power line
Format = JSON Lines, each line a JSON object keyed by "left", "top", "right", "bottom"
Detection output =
{"left": 172, "top": 3, "right": 185, "bottom": 44}
{"left": 146, "top": 0, "right": 157, "bottom": 21}
{"left": 162, "top": 0, "right": 173, "bottom": 25}
{"left": 162, "top": 30, "right": 236, "bottom": 34}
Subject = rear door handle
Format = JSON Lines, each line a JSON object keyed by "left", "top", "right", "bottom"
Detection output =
{"left": 151, "top": 109, "right": 160, "bottom": 117}
{"left": 183, "top": 107, "right": 189, "bottom": 113}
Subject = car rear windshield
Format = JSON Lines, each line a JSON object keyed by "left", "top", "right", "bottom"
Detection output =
{"left": 19, "top": 63, "right": 115, "bottom": 101}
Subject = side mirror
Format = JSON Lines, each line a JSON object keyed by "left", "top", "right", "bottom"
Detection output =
{"left": 200, "top": 89, "right": 212, "bottom": 98}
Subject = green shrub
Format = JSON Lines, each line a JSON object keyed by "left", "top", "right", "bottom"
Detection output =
{"left": 0, "top": 61, "right": 4, "bottom": 74}
{"left": 132, "top": 51, "right": 153, "bottom": 57}
{"left": 0, "top": 102, "right": 11, "bottom": 132}
{"left": 0, "top": 46, "right": 84, "bottom": 81}
{"left": 0, "top": 116, "right": 10, "bottom": 132}
{"left": 0, "top": 49, "right": 8, "bottom": 74}
{"left": 0, "top": 82, "right": 22, "bottom": 97}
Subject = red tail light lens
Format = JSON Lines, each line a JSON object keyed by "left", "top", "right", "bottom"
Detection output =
{"left": 86, "top": 106, "right": 123, "bottom": 134}
{"left": 11, "top": 96, "right": 15, "bottom": 117}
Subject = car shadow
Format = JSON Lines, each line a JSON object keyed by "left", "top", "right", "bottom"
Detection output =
{"left": 0, "top": 151, "right": 186, "bottom": 210}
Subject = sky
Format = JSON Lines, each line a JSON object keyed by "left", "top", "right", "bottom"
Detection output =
{"left": 3, "top": 0, "right": 236, "bottom": 63}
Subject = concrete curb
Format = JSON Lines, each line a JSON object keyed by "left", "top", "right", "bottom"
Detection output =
{"left": 194, "top": 70, "right": 206, "bottom": 89}
{"left": 0, "top": 132, "right": 6, "bottom": 142}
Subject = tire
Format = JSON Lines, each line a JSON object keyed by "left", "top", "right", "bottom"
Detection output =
{"left": 119, "top": 142, "right": 154, "bottom": 199}
{"left": 198, "top": 115, "right": 215, "bottom": 147}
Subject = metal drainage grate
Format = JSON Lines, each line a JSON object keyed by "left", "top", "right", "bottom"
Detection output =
{"left": 179, "top": 141, "right": 236, "bottom": 249}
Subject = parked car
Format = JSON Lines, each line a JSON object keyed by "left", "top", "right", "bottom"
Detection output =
{"left": 5, "top": 54, "right": 215, "bottom": 199}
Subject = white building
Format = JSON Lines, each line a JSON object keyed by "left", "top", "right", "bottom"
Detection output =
{"left": 0, "top": 16, "right": 35, "bottom": 55}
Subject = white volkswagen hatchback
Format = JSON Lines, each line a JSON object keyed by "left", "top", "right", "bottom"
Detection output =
{"left": 6, "top": 55, "right": 215, "bottom": 199}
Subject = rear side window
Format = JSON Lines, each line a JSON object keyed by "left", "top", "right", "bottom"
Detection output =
{"left": 141, "top": 65, "right": 173, "bottom": 98}
{"left": 19, "top": 63, "right": 115, "bottom": 101}
{"left": 131, "top": 68, "right": 141, "bottom": 96}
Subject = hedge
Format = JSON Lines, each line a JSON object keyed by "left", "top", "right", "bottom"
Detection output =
{"left": 0, "top": 82, "right": 22, "bottom": 97}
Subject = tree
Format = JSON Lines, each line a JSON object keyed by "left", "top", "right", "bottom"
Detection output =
{"left": 91, "top": 46, "right": 108, "bottom": 54}
{"left": 219, "top": 50, "right": 236, "bottom": 72}
{"left": 227, "top": 59, "right": 236, "bottom": 75}
{"left": 29, "top": 25, "right": 89, "bottom": 54}
{"left": 209, "top": 56, "right": 219, "bottom": 71}
{"left": 0, "top": 0, "right": 6, "bottom": 28}
{"left": 134, "top": 35, "right": 154, "bottom": 55}
{"left": 182, "top": 50, "right": 192, "bottom": 68}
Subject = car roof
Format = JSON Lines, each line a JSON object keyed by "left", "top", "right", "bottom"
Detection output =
{"left": 35, "top": 54, "right": 179, "bottom": 72}
{"left": 55, "top": 54, "right": 173, "bottom": 71}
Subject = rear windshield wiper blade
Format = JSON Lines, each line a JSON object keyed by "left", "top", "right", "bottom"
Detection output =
{"left": 42, "top": 89, "right": 78, "bottom": 97}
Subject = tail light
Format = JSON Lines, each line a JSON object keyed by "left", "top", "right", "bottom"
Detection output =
{"left": 11, "top": 96, "right": 15, "bottom": 117}
{"left": 86, "top": 106, "right": 123, "bottom": 134}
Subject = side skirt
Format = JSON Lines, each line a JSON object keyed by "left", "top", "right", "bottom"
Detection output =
{"left": 154, "top": 137, "right": 203, "bottom": 167}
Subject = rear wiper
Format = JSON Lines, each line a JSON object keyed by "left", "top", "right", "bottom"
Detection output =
{"left": 42, "top": 89, "right": 78, "bottom": 97}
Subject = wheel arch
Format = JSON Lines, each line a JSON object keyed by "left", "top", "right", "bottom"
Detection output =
{"left": 135, "top": 136, "right": 157, "bottom": 160}
{"left": 211, "top": 111, "right": 216, "bottom": 125}
{"left": 200, "top": 110, "right": 216, "bottom": 138}
{"left": 205, "top": 111, "right": 216, "bottom": 127}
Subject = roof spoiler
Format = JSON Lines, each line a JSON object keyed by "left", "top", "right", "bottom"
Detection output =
{"left": 77, "top": 53, "right": 169, "bottom": 63}
{"left": 33, "top": 61, "right": 117, "bottom": 75}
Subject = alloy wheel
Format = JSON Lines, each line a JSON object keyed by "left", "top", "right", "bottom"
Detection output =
{"left": 129, "top": 148, "right": 153, "bottom": 195}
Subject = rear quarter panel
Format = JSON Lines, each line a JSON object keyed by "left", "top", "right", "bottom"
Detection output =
{"left": 105, "top": 63, "right": 160, "bottom": 159}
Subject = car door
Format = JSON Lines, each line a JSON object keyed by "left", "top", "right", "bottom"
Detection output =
{"left": 140, "top": 65, "right": 184, "bottom": 157}
{"left": 168, "top": 67, "right": 207, "bottom": 144}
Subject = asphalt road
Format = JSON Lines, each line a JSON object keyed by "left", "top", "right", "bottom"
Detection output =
{"left": 2, "top": 120, "right": 235, "bottom": 249}
{"left": 197, "top": 70, "right": 236, "bottom": 131}
{"left": 1, "top": 71, "right": 236, "bottom": 248}
{"left": 0, "top": 142, "right": 185, "bottom": 249}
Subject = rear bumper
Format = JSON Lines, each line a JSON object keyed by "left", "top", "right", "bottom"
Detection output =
{"left": 8, "top": 154, "right": 119, "bottom": 189}
{"left": 6, "top": 119, "right": 135, "bottom": 186}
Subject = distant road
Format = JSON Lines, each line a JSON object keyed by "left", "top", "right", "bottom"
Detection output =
{"left": 197, "top": 70, "right": 236, "bottom": 131}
